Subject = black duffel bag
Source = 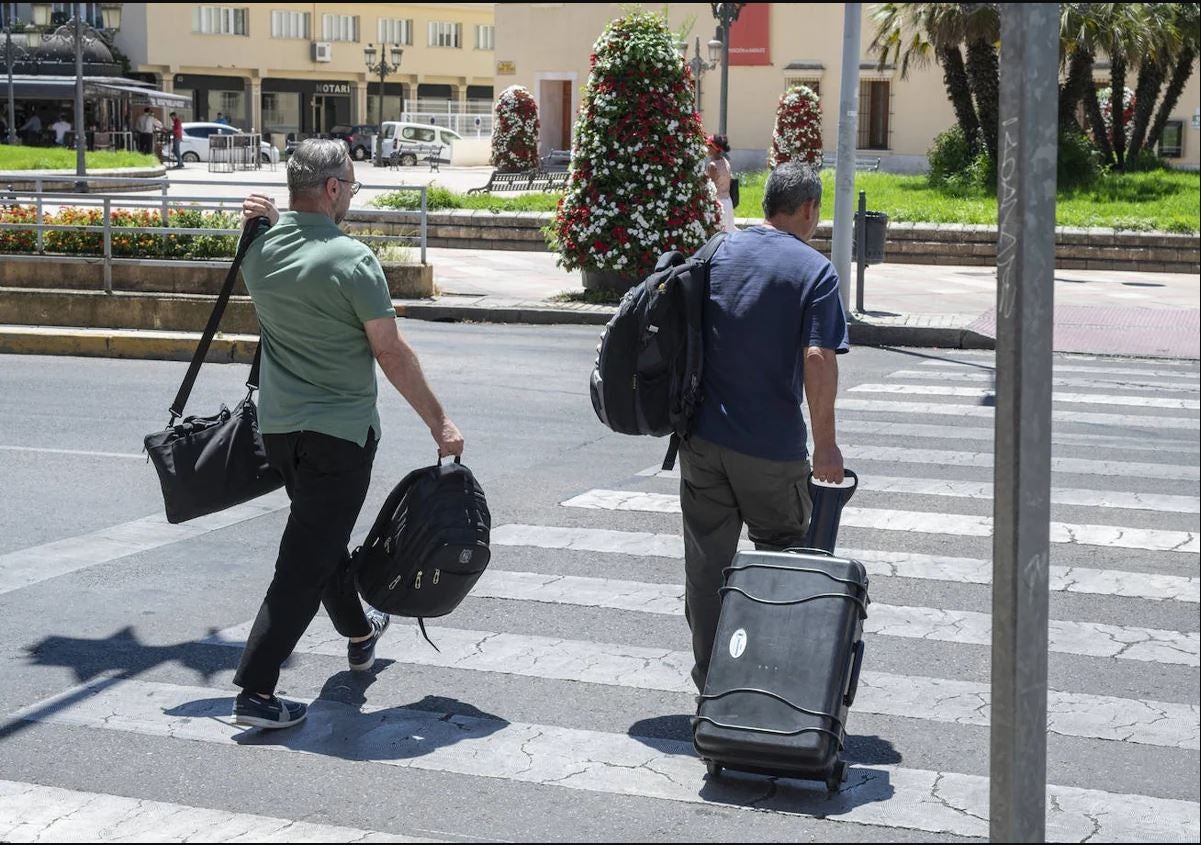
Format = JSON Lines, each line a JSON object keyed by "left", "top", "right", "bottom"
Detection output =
{"left": 143, "top": 217, "right": 283, "bottom": 524}
{"left": 353, "top": 457, "right": 491, "bottom": 647}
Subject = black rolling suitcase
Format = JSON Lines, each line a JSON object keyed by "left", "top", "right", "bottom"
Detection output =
{"left": 693, "top": 471, "right": 868, "bottom": 793}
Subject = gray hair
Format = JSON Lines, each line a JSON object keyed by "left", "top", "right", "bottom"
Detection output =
{"left": 287, "top": 138, "right": 350, "bottom": 196}
{"left": 762, "top": 162, "right": 822, "bottom": 217}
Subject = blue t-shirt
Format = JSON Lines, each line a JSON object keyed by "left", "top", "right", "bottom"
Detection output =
{"left": 692, "top": 225, "right": 850, "bottom": 462}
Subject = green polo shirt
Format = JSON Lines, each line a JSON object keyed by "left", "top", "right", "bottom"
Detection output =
{"left": 241, "top": 211, "right": 396, "bottom": 447}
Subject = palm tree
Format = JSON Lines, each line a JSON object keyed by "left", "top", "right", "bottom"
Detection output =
{"left": 1124, "top": 4, "right": 1181, "bottom": 168}
{"left": 1145, "top": 3, "right": 1200, "bottom": 155}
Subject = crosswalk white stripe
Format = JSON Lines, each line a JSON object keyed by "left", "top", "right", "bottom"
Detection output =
{"left": 886, "top": 369, "right": 1200, "bottom": 393}
{"left": 491, "top": 523, "right": 1200, "bottom": 603}
{"left": 0, "top": 445, "right": 145, "bottom": 460}
{"left": 0, "top": 490, "right": 292, "bottom": 596}
{"left": 0, "top": 779, "right": 422, "bottom": 843}
{"left": 838, "top": 398, "right": 1201, "bottom": 430}
{"left": 215, "top": 615, "right": 1193, "bottom": 750}
{"left": 462, "top": 567, "right": 1198, "bottom": 667}
{"left": 918, "top": 359, "right": 1201, "bottom": 381}
{"left": 17, "top": 678, "right": 1198, "bottom": 842}
{"left": 849, "top": 383, "right": 1201, "bottom": 411}
{"left": 835, "top": 418, "right": 1201, "bottom": 454}
{"left": 579, "top": 489, "right": 1200, "bottom": 555}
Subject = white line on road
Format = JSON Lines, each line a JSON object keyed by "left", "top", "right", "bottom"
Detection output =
{"left": 918, "top": 360, "right": 1201, "bottom": 381}
{"left": 0, "top": 445, "right": 145, "bottom": 460}
{"left": 0, "top": 490, "right": 291, "bottom": 596}
{"left": 886, "top": 369, "right": 1200, "bottom": 393}
{"left": 491, "top": 523, "right": 1200, "bottom": 603}
{"left": 18, "top": 678, "right": 1198, "bottom": 842}
{"left": 849, "top": 383, "right": 1201, "bottom": 411}
{"left": 584, "top": 489, "right": 1199, "bottom": 555}
{"left": 0, "top": 779, "right": 422, "bottom": 843}
{"left": 838, "top": 398, "right": 1200, "bottom": 430}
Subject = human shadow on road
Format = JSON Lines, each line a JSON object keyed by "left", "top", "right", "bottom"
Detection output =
{"left": 626, "top": 713, "right": 899, "bottom": 815}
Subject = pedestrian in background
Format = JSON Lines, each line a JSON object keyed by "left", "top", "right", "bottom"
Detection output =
{"left": 706, "top": 134, "right": 737, "bottom": 234}
{"left": 136, "top": 108, "right": 155, "bottom": 154}
{"left": 680, "top": 161, "right": 849, "bottom": 691}
{"left": 50, "top": 114, "right": 72, "bottom": 146}
{"left": 170, "top": 112, "right": 184, "bottom": 168}
{"left": 229, "top": 139, "right": 465, "bottom": 729}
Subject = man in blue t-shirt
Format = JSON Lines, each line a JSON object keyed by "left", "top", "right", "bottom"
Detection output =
{"left": 681, "top": 161, "right": 850, "bottom": 691}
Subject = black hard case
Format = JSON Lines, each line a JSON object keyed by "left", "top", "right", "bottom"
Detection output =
{"left": 693, "top": 549, "right": 869, "bottom": 792}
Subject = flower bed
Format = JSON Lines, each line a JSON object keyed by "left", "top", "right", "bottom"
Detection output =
{"left": 491, "top": 85, "right": 541, "bottom": 172}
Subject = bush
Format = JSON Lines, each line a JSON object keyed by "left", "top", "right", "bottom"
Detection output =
{"left": 1, "top": 204, "right": 240, "bottom": 258}
{"left": 1057, "top": 127, "right": 1101, "bottom": 191}
{"left": 551, "top": 10, "right": 720, "bottom": 276}
{"left": 372, "top": 185, "right": 463, "bottom": 211}
{"left": 768, "top": 85, "right": 822, "bottom": 168}
{"left": 490, "top": 85, "right": 541, "bottom": 172}
{"left": 927, "top": 125, "right": 978, "bottom": 186}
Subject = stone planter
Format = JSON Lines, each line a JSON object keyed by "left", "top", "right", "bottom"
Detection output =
{"left": 582, "top": 268, "right": 639, "bottom": 293}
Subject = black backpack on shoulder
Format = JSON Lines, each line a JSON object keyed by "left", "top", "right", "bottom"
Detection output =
{"left": 589, "top": 233, "right": 726, "bottom": 470}
{"left": 351, "top": 457, "right": 491, "bottom": 647}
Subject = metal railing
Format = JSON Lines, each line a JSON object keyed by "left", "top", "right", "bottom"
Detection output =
{"left": 0, "top": 175, "right": 428, "bottom": 294}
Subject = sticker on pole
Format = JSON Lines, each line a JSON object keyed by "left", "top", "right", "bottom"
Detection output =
{"left": 729, "top": 628, "right": 748, "bottom": 659}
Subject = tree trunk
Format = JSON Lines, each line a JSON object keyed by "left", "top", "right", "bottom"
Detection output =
{"left": 1110, "top": 56, "right": 1127, "bottom": 169}
{"left": 939, "top": 44, "right": 980, "bottom": 154}
{"left": 1146, "top": 45, "right": 1197, "bottom": 151}
{"left": 1084, "top": 81, "right": 1115, "bottom": 166}
{"left": 1058, "top": 49, "right": 1095, "bottom": 128}
{"left": 965, "top": 38, "right": 1000, "bottom": 160}
{"left": 1125, "top": 60, "right": 1164, "bottom": 169}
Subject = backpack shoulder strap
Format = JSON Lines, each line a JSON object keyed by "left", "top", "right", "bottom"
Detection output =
{"left": 692, "top": 231, "right": 728, "bottom": 266}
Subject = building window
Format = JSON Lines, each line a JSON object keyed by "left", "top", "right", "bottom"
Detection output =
{"left": 192, "top": 6, "right": 249, "bottom": 36}
{"left": 0, "top": 3, "right": 18, "bottom": 27}
{"left": 1158, "top": 119, "right": 1184, "bottom": 158}
{"left": 208, "top": 90, "right": 245, "bottom": 125}
{"left": 428, "top": 21, "right": 462, "bottom": 49}
{"left": 271, "top": 10, "right": 309, "bottom": 39}
{"left": 378, "top": 18, "right": 413, "bottom": 46}
{"left": 858, "top": 79, "right": 890, "bottom": 150}
{"left": 321, "top": 14, "right": 359, "bottom": 42}
{"left": 262, "top": 91, "right": 301, "bottom": 140}
{"left": 52, "top": 2, "right": 104, "bottom": 27}
{"left": 784, "top": 78, "right": 820, "bottom": 99}
{"left": 475, "top": 24, "right": 494, "bottom": 51}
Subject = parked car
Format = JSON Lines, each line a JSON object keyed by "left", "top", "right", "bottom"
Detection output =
{"left": 329, "top": 124, "right": 377, "bottom": 161}
{"left": 169, "top": 122, "right": 280, "bottom": 165}
{"left": 378, "top": 122, "right": 461, "bottom": 166}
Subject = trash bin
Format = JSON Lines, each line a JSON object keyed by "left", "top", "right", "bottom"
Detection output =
{"left": 852, "top": 210, "right": 888, "bottom": 265}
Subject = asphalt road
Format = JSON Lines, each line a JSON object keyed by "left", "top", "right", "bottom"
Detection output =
{"left": 0, "top": 324, "right": 1197, "bottom": 842}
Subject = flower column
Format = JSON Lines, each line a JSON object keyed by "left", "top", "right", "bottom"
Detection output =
{"left": 490, "top": 85, "right": 540, "bottom": 172}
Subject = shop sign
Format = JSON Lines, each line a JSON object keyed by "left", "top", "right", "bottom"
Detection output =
{"left": 496, "top": 60, "right": 516, "bottom": 75}
{"left": 315, "top": 81, "right": 352, "bottom": 96}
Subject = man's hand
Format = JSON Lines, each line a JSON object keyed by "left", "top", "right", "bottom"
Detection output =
{"left": 811, "top": 443, "right": 845, "bottom": 484}
{"left": 242, "top": 193, "right": 279, "bottom": 227}
{"left": 433, "top": 418, "right": 465, "bottom": 458}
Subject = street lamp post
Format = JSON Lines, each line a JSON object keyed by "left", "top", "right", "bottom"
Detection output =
{"left": 364, "top": 42, "right": 403, "bottom": 167}
{"left": 709, "top": 2, "right": 745, "bottom": 137}
{"left": 676, "top": 36, "right": 721, "bottom": 115}
{"left": 28, "top": 2, "right": 122, "bottom": 191}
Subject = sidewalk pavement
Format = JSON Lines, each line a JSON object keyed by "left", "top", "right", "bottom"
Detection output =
{"left": 417, "top": 247, "right": 1201, "bottom": 359}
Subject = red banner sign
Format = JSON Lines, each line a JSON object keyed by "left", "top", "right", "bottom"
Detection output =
{"left": 728, "top": 3, "right": 771, "bottom": 66}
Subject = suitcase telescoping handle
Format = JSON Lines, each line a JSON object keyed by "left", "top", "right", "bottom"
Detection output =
{"left": 844, "top": 640, "right": 866, "bottom": 707}
{"left": 803, "top": 469, "right": 858, "bottom": 554}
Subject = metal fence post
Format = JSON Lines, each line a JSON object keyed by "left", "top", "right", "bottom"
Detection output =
{"left": 102, "top": 197, "right": 113, "bottom": 294}
{"left": 35, "top": 191, "right": 44, "bottom": 253}
{"left": 160, "top": 181, "right": 170, "bottom": 250}
{"left": 990, "top": 4, "right": 1058, "bottom": 842}
{"left": 420, "top": 185, "right": 428, "bottom": 266}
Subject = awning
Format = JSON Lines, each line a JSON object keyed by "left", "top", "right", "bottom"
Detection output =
{"left": 91, "top": 83, "right": 190, "bottom": 107}
{"left": 7, "top": 75, "right": 189, "bottom": 107}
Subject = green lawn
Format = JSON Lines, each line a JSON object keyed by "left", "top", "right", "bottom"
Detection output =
{"left": 0, "top": 146, "right": 160, "bottom": 171}
{"left": 374, "top": 168, "right": 1199, "bottom": 233}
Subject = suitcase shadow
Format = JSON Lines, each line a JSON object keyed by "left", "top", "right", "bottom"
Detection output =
{"left": 629, "top": 714, "right": 900, "bottom": 814}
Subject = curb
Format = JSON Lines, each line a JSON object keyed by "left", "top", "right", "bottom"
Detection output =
{"left": 0, "top": 325, "right": 258, "bottom": 363}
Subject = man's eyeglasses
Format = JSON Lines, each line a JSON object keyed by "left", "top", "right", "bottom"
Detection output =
{"left": 335, "top": 178, "right": 361, "bottom": 195}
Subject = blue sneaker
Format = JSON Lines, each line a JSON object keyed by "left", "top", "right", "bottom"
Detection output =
{"left": 348, "top": 609, "right": 391, "bottom": 671}
{"left": 233, "top": 692, "right": 307, "bottom": 729}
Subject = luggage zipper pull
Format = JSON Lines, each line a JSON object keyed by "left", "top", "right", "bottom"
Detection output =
{"left": 433, "top": 569, "right": 440, "bottom": 585}
{"left": 414, "top": 570, "right": 423, "bottom": 589}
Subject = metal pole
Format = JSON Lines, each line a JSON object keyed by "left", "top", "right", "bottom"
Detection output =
{"left": 830, "top": 3, "right": 861, "bottom": 312}
{"left": 73, "top": 3, "right": 87, "bottom": 191}
{"left": 990, "top": 4, "right": 1058, "bottom": 842}
{"left": 718, "top": 21, "right": 730, "bottom": 135}
{"left": 102, "top": 196, "right": 112, "bottom": 293}
{"left": 376, "top": 64, "right": 385, "bottom": 167}
{"left": 855, "top": 189, "right": 866, "bottom": 314}
{"left": 5, "top": 28, "right": 16, "bottom": 146}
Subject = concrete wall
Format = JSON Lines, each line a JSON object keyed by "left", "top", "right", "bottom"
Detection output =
{"left": 494, "top": 2, "right": 1201, "bottom": 172}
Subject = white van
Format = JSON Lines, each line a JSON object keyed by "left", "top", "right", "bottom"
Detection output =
{"left": 378, "top": 122, "right": 462, "bottom": 165}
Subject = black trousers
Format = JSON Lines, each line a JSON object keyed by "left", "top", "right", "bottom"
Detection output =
{"left": 233, "top": 430, "right": 376, "bottom": 694}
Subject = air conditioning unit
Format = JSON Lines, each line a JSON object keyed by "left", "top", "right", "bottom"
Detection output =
{"left": 312, "top": 42, "right": 333, "bottom": 62}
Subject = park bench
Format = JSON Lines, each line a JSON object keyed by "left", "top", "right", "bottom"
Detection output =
{"left": 541, "top": 149, "right": 572, "bottom": 172}
{"left": 388, "top": 143, "right": 444, "bottom": 172}
{"left": 467, "top": 170, "right": 535, "bottom": 194}
{"left": 821, "top": 154, "right": 882, "bottom": 172}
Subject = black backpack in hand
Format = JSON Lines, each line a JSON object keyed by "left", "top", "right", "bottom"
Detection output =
{"left": 589, "top": 233, "right": 726, "bottom": 470}
{"left": 352, "top": 457, "right": 491, "bottom": 647}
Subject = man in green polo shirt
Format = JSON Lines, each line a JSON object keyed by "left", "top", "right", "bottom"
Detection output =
{"left": 231, "top": 138, "right": 464, "bottom": 729}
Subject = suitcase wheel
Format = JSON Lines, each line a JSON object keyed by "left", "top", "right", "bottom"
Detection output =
{"left": 826, "top": 761, "right": 849, "bottom": 794}
{"left": 704, "top": 760, "right": 723, "bottom": 780}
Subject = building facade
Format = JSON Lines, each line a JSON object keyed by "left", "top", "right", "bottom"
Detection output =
{"left": 109, "top": 3, "right": 496, "bottom": 148}
{"left": 495, "top": 2, "right": 1201, "bottom": 173}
